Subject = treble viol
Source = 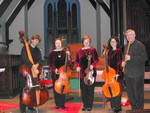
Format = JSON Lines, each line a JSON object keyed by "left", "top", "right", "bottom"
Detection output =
{"left": 122, "top": 41, "right": 131, "bottom": 73}
{"left": 84, "top": 52, "right": 94, "bottom": 85}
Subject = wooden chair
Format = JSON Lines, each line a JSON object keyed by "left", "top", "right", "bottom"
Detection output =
{"left": 67, "top": 43, "right": 83, "bottom": 79}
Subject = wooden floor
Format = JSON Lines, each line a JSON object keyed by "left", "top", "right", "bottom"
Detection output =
{"left": 1, "top": 72, "right": 150, "bottom": 113}
{"left": 1, "top": 90, "right": 150, "bottom": 113}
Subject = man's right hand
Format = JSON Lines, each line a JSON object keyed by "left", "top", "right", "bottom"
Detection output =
{"left": 32, "top": 64, "right": 39, "bottom": 70}
{"left": 32, "top": 64, "right": 39, "bottom": 74}
{"left": 33, "top": 69, "right": 39, "bottom": 75}
{"left": 122, "top": 61, "right": 126, "bottom": 67}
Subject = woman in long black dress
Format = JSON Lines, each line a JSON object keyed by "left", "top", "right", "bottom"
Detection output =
{"left": 75, "top": 35, "right": 99, "bottom": 111}
{"left": 48, "top": 38, "right": 71, "bottom": 109}
{"left": 107, "top": 36, "right": 123, "bottom": 113}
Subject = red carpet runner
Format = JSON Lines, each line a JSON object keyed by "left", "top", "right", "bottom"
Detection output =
{"left": 40, "top": 80, "right": 53, "bottom": 85}
{"left": 0, "top": 102, "right": 19, "bottom": 111}
{"left": 53, "top": 103, "right": 82, "bottom": 113}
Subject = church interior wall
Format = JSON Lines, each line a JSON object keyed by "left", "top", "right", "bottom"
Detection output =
{"left": 6, "top": 0, "right": 111, "bottom": 59}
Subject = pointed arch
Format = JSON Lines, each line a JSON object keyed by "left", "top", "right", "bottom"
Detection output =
{"left": 72, "top": 3, "right": 77, "bottom": 28}
{"left": 44, "top": 0, "right": 81, "bottom": 57}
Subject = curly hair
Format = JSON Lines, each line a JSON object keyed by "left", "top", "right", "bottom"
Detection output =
{"left": 108, "top": 36, "right": 121, "bottom": 51}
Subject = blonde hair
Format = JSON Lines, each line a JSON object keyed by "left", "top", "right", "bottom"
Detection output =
{"left": 125, "top": 29, "right": 135, "bottom": 35}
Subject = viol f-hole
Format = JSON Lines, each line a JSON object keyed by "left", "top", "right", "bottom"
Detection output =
{"left": 84, "top": 52, "right": 94, "bottom": 85}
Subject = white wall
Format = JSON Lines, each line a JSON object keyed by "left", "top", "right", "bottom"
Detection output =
{"left": 0, "top": 24, "right": 5, "bottom": 43}
{"left": 28, "top": 0, "right": 45, "bottom": 58}
{"left": 99, "top": 6, "right": 110, "bottom": 51}
{"left": 8, "top": 0, "right": 45, "bottom": 57}
{"left": 79, "top": 0, "right": 97, "bottom": 48}
{"left": 79, "top": 0, "right": 110, "bottom": 53}
{"left": 8, "top": 7, "right": 25, "bottom": 55}
{"left": 0, "top": 29, "right": 3, "bottom": 42}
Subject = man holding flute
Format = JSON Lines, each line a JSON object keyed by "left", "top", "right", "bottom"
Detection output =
{"left": 122, "top": 29, "right": 147, "bottom": 110}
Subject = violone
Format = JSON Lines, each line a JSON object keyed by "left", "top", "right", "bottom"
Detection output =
{"left": 19, "top": 31, "right": 48, "bottom": 108}
{"left": 84, "top": 52, "right": 94, "bottom": 85}
{"left": 102, "top": 44, "right": 121, "bottom": 98}
{"left": 54, "top": 48, "right": 71, "bottom": 94}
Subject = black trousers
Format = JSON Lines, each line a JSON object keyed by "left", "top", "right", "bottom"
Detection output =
{"left": 109, "top": 77, "right": 122, "bottom": 111}
{"left": 80, "top": 78, "right": 95, "bottom": 108}
{"left": 53, "top": 79, "right": 66, "bottom": 107}
{"left": 20, "top": 77, "right": 26, "bottom": 111}
{"left": 125, "top": 76, "right": 144, "bottom": 109}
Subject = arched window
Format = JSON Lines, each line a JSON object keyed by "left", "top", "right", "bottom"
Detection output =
{"left": 72, "top": 3, "right": 77, "bottom": 28}
{"left": 58, "top": 0, "right": 67, "bottom": 28}
{"left": 48, "top": 3, "right": 53, "bottom": 28}
{"left": 44, "top": 0, "right": 81, "bottom": 57}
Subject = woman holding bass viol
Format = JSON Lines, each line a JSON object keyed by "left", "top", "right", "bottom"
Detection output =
{"left": 102, "top": 36, "right": 122, "bottom": 113}
{"left": 75, "top": 35, "right": 99, "bottom": 111}
{"left": 48, "top": 38, "right": 72, "bottom": 110}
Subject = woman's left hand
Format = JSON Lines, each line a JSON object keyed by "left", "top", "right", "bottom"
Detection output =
{"left": 90, "top": 65, "right": 93, "bottom": 70}
{"left": 66, "top": 51, "right": 70, "bottom": 56}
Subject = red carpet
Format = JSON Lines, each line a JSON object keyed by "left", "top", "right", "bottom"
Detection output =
{"left": 0, "top": 102, "right": 19, "bottom": 111}
{"left": 40, "top": 80, "right": 53, "bottom": 85}
{"left": 53, "top": 103, "right": 82, "bottom": 113}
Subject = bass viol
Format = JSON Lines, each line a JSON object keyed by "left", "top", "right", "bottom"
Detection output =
{"left": 102, "top": 44, "right": 121, "bottom": 98}
{"left": 54, "top": 47, "right": 71, "bottom": 94}
{"left": 19, "top": 31, "right": 48, "bottom": 108}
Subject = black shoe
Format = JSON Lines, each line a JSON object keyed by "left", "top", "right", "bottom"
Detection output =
{"left": 87, "top": 108, "right": 92, "bottom": 111}
{"left": 61, "top": 106, "right": 66, "bottom": 109}
{"left": 56, "top": 106, "right": 60, "bottom": 109}
{"left": 21, "top": 110, "right": 26, "bottom": 113}
{"left": 28, "top": 107, "right": 36, "bottom": 112}
{"left": 82, "top": 107, "right": 86, "bottom": 111}
{"left": 114, "top": 109, "right": 122, "bottom": 113}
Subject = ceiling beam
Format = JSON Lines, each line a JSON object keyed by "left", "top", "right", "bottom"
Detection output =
{"left": 0, "top": 0, "right": 13, "bottom": 18}
{"left": 89, "top": 0, "right": 96, "bottom": 10}
{"left": 27, "top": 0, "right": 35, "bottom": 10}
{"left": 96, "top": 0, "right": 110, "bottom": 17}
{"left": 5, "top": 0, "right": 27, "bottom": 48}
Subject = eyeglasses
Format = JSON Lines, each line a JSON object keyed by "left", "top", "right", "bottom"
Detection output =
{"left": 110, "top": 41, "right": 116, "bottom": 43}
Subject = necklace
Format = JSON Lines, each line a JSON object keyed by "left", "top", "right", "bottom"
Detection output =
{"left": 57, "top": 51, "right": 62, "bottom": 58}
{"left": 82, "top": 46, "right": 90, "bottom": 50}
